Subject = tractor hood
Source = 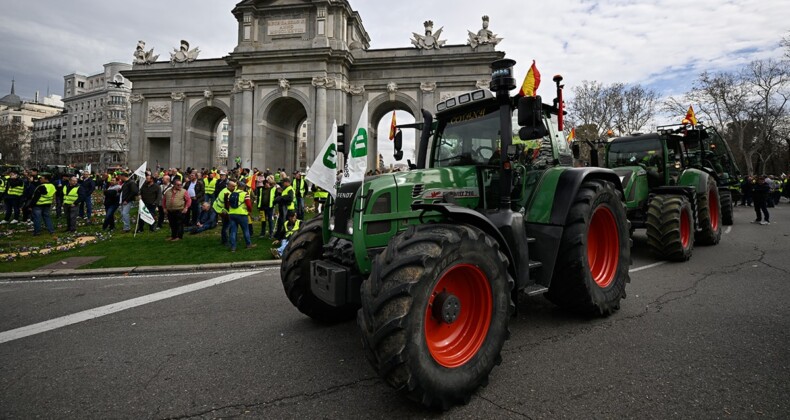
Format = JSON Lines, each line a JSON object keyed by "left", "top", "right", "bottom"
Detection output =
{"left": 391, "top": 166, "right": 482, "bottom": 211}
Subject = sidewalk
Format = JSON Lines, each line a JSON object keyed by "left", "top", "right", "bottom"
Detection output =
{"left": 0, "top": 260, "right": 281, "bottom": 280}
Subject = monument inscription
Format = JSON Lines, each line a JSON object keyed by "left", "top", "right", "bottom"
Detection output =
{"left": 268, "top": 18, "right": 307, "bottom": 36}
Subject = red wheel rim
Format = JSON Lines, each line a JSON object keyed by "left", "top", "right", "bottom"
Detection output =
{"left": 425, "top": 264, "right": 492, "bottom": 368}
{"left": 587, "top": 206, "right": 619, "bottom": 288}
{"left": 680, "top": 207, "right": 691, "bottom": 249}
{"left": 709, "top": 189, "right": 720, "bottom": 231}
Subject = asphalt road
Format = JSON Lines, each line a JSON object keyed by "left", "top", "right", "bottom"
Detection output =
{"left": 1, "top": 204, "right": 789, "bottom": 419}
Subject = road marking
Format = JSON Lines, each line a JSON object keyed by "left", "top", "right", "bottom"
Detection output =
{"left": 725, "top": 226, "right": 732, "bottom": 234}
{"left": 0, "top": 268, "right": 276, "bottom": 285}
{"left": 629, "top": 261, "right": 667, "bottom": 273}
{"left": 0, "top": 271, "right": 262, "bottom": 345}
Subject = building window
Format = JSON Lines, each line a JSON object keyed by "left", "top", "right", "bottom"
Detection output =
{"left": 12, "top": 116, "right": 22, "bottom": 124}
{"left": 78, "top": 81, "right": 85, "bottom": 88}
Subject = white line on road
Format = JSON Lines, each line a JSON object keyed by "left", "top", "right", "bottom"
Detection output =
{"left": 629, "top": 261, "right": 667, "bottom": 273}
{"left": 0, "top": 268, "right": 276, "bottom": 285}
{"left": 0, "top": 271, "right": 262, "bottom": 345}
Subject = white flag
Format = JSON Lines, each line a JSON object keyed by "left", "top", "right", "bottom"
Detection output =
{"left": 84, "top": 164, "right": 91, "bottom": 174}
{"left": 342, "top": 102, "right": 369, "bottom": 184}
{"left": 306, "top": 120, "right": 339, "bottom": 198}
{"left": 133, "top": 161, "right": 147, "bottom": 188}
{"left": 138, "top": 199, "right": 155, "bottom": 225}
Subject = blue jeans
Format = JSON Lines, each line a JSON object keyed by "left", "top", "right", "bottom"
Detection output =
{"left": 263, "top": 208, "right": 274, "bottom": 236}
{"left": 103, "top": 204, "right": 118, "bottom": 230}
{"left": 277, "top": 238, "right": 290, "bottom": 255}
{"left": 3, "top": 195, "right": 21, "bottom": 221}
{"left": 296, "top": 197, "right": 305, "bottom": 219}
{"left": 229, "top": 214, "right": 251, "bottom": 250}
{"left": 204, "top": 193, "right": 214, "bottom": 205}
{"left": 121, "top": 202, "right": 133, "bottom": 231}
{"left": 78, "top": 195, "right": 93, "bottom": 219}
{"left": 32, "top": 206, "right": 54, "bottom": 235}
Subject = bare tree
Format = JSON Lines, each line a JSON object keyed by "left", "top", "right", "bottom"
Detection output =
{"left": 567, "top": 81, "right": 622, "bottom": 139}
{"left": 614, "top": 84, "right": 659, "bottom": 135}
{"left": 746, "top": 58, "right": 790, "bottom": 174}
{"left": 0, "top": 122, "right": 30, "bottom": 166}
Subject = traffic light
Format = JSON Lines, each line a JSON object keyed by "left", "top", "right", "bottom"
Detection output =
{"left": 337, "top": 124, "right": 349, "bottom": 157}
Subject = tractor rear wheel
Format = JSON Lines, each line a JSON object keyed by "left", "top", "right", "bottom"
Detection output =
{"left": 696, "top": 177, "right": 722, "bottom": 245}
{"left": 645, "top": 194, "right": 694, "bottom": 261}
{"left": 359, "top": 224, "right": 513, "bottom": 409}
{"left": 546, "top": 179, "right": 630, "bottom": 316}
{"left": 281, "top": 217, "right": 358, "bottom": 323}
{"left": 720, "top": 190, "right": 734, "bottom": 226}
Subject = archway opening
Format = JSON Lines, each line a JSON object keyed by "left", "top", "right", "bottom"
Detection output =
{"left": 261, "top": 97, "right": 308, "bottom": 173}
{"left": 189, "top": 106, "right": 228, "bottom": 170}
{"left": 375, "top": 109, "right": 416, "bottom": 172}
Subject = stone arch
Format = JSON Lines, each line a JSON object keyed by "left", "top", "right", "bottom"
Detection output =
{"left": 257, "top": 90, "right": 311, "bottom": 172}
{"left": 187, "top": 99, "right": 232, "bottom": 169}
{"left": 368, "top": 92, "right": 420, "bottom": 170}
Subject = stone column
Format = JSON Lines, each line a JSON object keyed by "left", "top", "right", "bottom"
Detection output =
{"left": 170, "top": 92, "right": 186, "bottom": 168}
{"left": 129, "top": 94, "right": 145, "bottom": 166}
{"left": 232, "top": 78, "right": 254, "bottom": 169}
{"left": 313, "top": 76, "right": 328, "bottom": 170}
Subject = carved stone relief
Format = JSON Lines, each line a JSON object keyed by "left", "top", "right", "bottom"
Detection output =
{"left": 147, "top": 102, "right": 172, "bottom": 123}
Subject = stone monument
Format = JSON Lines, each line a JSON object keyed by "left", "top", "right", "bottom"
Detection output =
{"left": 411, "top": 20, "right": 446, "bottom": 50}
{"left": 467, "top": 16, "right": 503, "bottom": 49}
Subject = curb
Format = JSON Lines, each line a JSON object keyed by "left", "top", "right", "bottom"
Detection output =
{"left": 0, "top": 260, "right": 281, "bottom": 280}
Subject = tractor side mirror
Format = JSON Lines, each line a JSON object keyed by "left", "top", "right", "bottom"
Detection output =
{"left": 393, "top": 131, "right": 403, "bottom": 161}
{"left": 518, "top": 95, "right": 549, "bottom": 140}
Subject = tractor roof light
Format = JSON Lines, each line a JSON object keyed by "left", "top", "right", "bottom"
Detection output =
{"left": 436, "top": 89, "right": 493, "bottom": 113}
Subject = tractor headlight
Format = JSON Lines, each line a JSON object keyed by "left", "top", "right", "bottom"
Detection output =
{"left": 347, "top": 219, "right": 354, "bottom": 235}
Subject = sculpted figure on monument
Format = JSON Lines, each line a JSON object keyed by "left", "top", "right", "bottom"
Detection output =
{"left": 133, "top": 40, "right": 159, "bottom": 65}
{"left": 467, "top": 16, "right": 503, "bottom": 49}
{"left": 411, "top": 20, "right": 446, "bottom": 50}
{"left": 170, "top": 40, "right": 200, "bottom": 65}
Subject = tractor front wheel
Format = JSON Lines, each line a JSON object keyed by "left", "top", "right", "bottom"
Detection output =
{"left": 546, "top": 179, "right": 630, "bottom": 316}
{"left": 281, "top": 217, "right": 358, "bottom": 323}
{"left": 358, "top": 224, "right": 513, "bottom": 409}
{"left": 696, "top": 177, "right": 722, "bottom": 245}
{"left": 645, "top": 194, "right": 694, "bottom": 261}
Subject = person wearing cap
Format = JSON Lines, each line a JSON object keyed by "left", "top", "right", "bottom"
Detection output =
{"left": 275, "top": 178, "right": 295, "bottom": 234}
{"left": 1, "top": 170, "right": 24, "bottom": 224}
{"left": 162, "top": 178, "right": 191, "bottom": 241}
{"left": 257, "top": 178, "right": 276, "bottom": 238}
{"left": 212, "top": 182, "right": 231, "bottom": 245}
{"left": 752, "top": 175, "right": 771, "bottom": 225}
{"left": 183, "top": 171, "right": 205, "bottom": 226}
{"left": 119, "top": 173, "right": 139, "bottom": 233}
{"left": 77, "top": 170, "right": 96, "bottom": 223}
{"left": 61, "top": 176, "right": 80, "bottom": 232}
{"left": 216, "top": 170, "right": 229, "bottom": 194}
{"left": 224, "top": 181, "right": 256, "bottom": 252}
{"left": 293, "top": 171, "right": 307, "bottom": 220}
{"left": 28, "top": 173, "right": 56, "bottom": 236}
{"left": 203, "top": 170, "right": 217, "bottom": 205}
{"left": 271, "top": 211, "right": 300, "bottom": 259}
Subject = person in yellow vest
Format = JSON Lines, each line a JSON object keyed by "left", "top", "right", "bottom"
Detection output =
{"left": 2, "top": 170, "right": 26, "bottom": 224}
{"left": 28, "top": 173, "right": 56, "bottom": 235}
{"left": 203, "top": 171, "right": 218, "bottom": 205}
{"left": 0, "top": 174, "right": 5, "bottom": 201}
{"left": 313, "top": 186, "right": 329, "bottom": 214}
{"left": 257, "top": 178, "right": 278, "bottom": 238}
{"left": 224, "top": 181, "right": 256, "bottom": 252}
{"left": 275, "top": 178, "right": 295, "bottom": 234}
{"left": 213, "top": 183, "right": 231, "bottom": 246}
{"left": 292, "top": 171, "right": 308, "bottom": 220}
{"left": 271, "top": 211, "right": 300, "bottom": 259}
{"left": 62, "top": 176, "right": 80, "bottom": 232}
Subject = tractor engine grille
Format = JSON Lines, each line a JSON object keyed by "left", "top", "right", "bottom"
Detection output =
{"left": 412, "top": 184, "right": 425, "bottom": 198}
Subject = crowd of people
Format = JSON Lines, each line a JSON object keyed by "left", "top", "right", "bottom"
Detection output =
{"left": 736, "top": 174, "right": 788, "bottom": 225}
{"left": 0, "top": 166, "right": 318, "bottom": 256}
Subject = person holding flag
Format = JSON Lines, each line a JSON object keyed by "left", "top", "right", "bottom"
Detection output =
{"left": 119, "top": 172, "right": 139, "bottom": 233}
{"left": 137, "top": 174, "right": 161, "bottom": 233}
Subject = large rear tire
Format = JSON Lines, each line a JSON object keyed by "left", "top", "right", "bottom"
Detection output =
{"left": 696, "top": 177, "right": 722, "bottom": 245}
{"left": 358, "top": 224, "right": 513, "bottom": 409}
{"left": 645, "top": 194, "right": 694, "bottom": 261}
{"left": 720, "top": 190, "right": 734, "bottom": 226}
{"left": 546, "top": 179, "right": 630, "bottom": 316}
{"left": 281, "top": 217, "right": 358, "bottom": 323}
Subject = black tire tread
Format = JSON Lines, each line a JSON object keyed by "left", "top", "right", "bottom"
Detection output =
{"left": 645, "top": 194, "right": 694, "bottom": 261}
{"left": 721, "top": 190, "right": 734, "bottom": 226}
{"left": 696, "top": 177, "right": 722, "bottom": 245}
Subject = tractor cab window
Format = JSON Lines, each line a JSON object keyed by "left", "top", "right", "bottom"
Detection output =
{"left": 433, "top": 109, "right": 500, "bottom": 168}
{"left": 607, "top": 138, "right": 664, "bottom": 171}
{"left": 513, "top": 113, "right": 558, "bottom": 168}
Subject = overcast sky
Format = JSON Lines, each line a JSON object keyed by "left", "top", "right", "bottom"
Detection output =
{"left": 1, "top": 0, "right": 788, "bottom": 163}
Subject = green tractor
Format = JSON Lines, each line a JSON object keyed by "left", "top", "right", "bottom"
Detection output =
{"left": 584, "top": 125, "right": 723, "bottom": 262}
{"left": 280, "top": 59, "right": 632, "bottom": 408}
{"left": 670, "top": 124, "right": 741, "bottom": 226}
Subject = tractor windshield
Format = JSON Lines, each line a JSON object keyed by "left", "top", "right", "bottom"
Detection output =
{"left": 433, "top": 109, "right": 502, "bottom": 167}
{"left": 607, "top": 138, "right": 664, "bottom": 170}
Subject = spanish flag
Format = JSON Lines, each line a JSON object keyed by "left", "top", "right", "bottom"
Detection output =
{"left": 518, "top": 60, "right": 541, "bottom": 97}
{"left": 567, "top": 127, "right": 576, "bottom": 146}
{"left": 388, "top": 111, "right": 397, "bottom": 140}
{"left": 685, "top": 105, "right": 698, "bottom": 126}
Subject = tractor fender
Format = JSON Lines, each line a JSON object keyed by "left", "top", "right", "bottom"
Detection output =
{"left": 678, "top": 169, "right": 710, "bottom": 196}
{"left": 412, "top": 203, "right": 522, "bottom": 285}
{"left": 548, "top": 168, "right": 625, "bottom": 226}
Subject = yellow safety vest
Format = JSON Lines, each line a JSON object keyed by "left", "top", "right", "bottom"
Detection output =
{"left": 294, "top": 178, "right": 306, "bottom": 196}
{"left": 282, "top": 186, "right": 295, "bottom": 211}
{"left": 274, "top": 172, "right": 281, "bottom": 183}
{"left": 213, "top": 188, "right": 229, "bottom": 214}
{"left": 285, "top": 219, "right": 301, "bottom": 238}
{"left": 228, "top": 190, "right": 248, "bottom": 216}
{"left": 62, "top": 185, "right": 80, "bottom": 205}
{"left": 36, "top": 184, "right": 56, "bottom": 206}
{"left": 7, "top": 179, "right": 23, "bottom": 196}
{"left": 314, "top": 189, "right": 329, "bottom": 200}
{"left": 204, "top": 177, "right": 217, "bottom": 195}
{"left": 0, "top": 177, "right": 5, "bottom": 192}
